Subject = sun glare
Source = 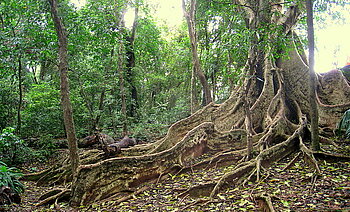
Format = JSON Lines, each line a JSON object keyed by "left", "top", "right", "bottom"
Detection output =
{"left": 70, "top": 0, "right": 86, "bottom": 9}
{"left": 315, "top": 23, "right": 350, "bottom": 73}
{"left": 147, "top": 0, "right": 183, "bottom": 27}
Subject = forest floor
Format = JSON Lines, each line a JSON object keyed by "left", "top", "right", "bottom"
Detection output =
{"left": 3, "top": 139, "right": 350, "bottom": 212}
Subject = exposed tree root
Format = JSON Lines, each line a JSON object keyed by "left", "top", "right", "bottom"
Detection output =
{"left": 70, "top": 122, "right": 251, "bottom": 205}
{"left": 309, "top": 173, "right": 318, "bottom": 192}
{"left": 110, "top": 186, "right": 149, "bottom": 206}
{"left": 319, "top": 135, "right": 339, "bottom": 147}
{"left": 254, "top": 192, "right": 276, "bottom": 212}
{"left": 180, "top": 117, "right": 305, "bottom": 198}
{"left": 178, "top": 183, "right": 216, "bottom": 198}
{"left": 23, "top": 149, "right": 105, "bottom": 186}
{"left": 299, "top": 137, "right": 321, "bottom": 174}
{"left": 180, "top": 198, "right": 210, "bottom": 211}
{"left": 179, "top": 109, "right": 349, "bottom": 200}
{"left": 178, "top": 148, "right": 246, "bottom": 173}
{"left": 36, "top": 188, "right": 71, "bottom": 206}
{"left": 283, "top": 152, "right": 301, "bottom": 171}
{"left": 313, "top": 151, "right": 350, "bottom": 161}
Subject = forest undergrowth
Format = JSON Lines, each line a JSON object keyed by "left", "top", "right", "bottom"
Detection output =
{"left": 4, "top": 138, "right": 350, "bottom": 212}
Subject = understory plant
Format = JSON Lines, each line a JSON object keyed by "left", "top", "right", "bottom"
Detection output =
{"left": 0, "top": 128, "right": 30, "bottom": 166}
{"left": 0, "top": 161, "right": 24, "bottom": 195}
{"left": 31, "top": 134, "right": 58, "bottom": 160}
{"left": 336, "top": 109, "right": 350, "bottom": 138}
{"left": 0, "top": 128, "right": 59, "bottom": 167}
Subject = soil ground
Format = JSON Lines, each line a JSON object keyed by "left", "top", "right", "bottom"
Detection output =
{"left": 2, "top": 139, "right": 350, "bottom": 211}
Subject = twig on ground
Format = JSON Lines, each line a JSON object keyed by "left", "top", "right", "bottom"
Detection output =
{"left": 283, "top": 152, "right": 302, "bottom": 171}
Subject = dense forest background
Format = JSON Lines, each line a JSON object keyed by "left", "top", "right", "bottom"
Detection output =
{"left": 1, "top": 0, "right": 348, "bottom": 140}
{"left": 2, "top": 0, "right": 193, "bottom": 141}
{"left": 1, "top": 0, "right": 250, "bottom": 141}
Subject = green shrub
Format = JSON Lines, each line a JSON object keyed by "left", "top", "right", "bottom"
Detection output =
{"left": 31, "top": 134, "right": 58, "bottom": 160}
{"left": 0, "top": 128, "right": 59, "bottom": 166}
{"left": 336, "top": 109, "right": 350, "bottom": 138}
{"left": 22, "top": 83, "right": 64, "bottom": 138}
{"left": 0, "top": 161, "right": 24, "bottom": 194}
{"left": 0, "top": 127, "right": 32, "bottom": 166}
{"left": 0, "top": 79, "right": 17, "bottom": 130}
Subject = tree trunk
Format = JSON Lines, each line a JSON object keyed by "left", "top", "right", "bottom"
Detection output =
{"left": 212, "top": 67, "right": 217, "bottom": 102}
{"left": 306, "top": 0, "right": 320, "bottom": 151}
{"left": 190, "top": 67, "right": 199, "bottom": 114}
{"left": 113, "top": 4, "right": 139, "bottom": 133}
{"left": 17, "top": 57, "right": 22, "bottom": 135}
{"left": 11, "top": 25, "right": 23, "bottom": 135}
{"left": 49, "top": 0, "right": 79, "bottom": 177}
{"left": 182, "top": 0, "right": 212, "bottom": 106}
{"left": 118, "top": 44, "right": 128, "bottom": 136}
{"left": 125, "top": 7, "right": 139, "bottom": 118}
{"left": 93, "top": 89, "right": 105, "bottom": 131}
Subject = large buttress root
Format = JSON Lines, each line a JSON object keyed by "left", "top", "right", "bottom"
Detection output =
{"left": 70, "top": 122, "right": 247, "bottom": 205}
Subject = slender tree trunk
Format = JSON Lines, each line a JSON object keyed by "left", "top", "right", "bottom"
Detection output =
{"left": 212, "top": 67, "right": 217, "bottom": 102}
{"left": 49, "top": 0, "right": 79, "bottom": 177}
{"left": 182, "top": 0, "right": 212, "bottom": 106}
{"left": 118, "top": 45, "right": 128, "bottom": 136}
{"left": 125, "top": 7, "right": 139, "bottom": 118}
{"left": 31, "top": 66, "right": 38, "bottom": 84}
{"left": 93, "top": 89, "right": 105, "bottom": 131}
{"left": 190, "top": 67, "right": 198, "bottom": 114}
{"left": 111, "top": 3, "right": 138, "bottom": 134}
{"left": 12, "top": 25, "right": 23, "bottom": 135}
{"left": 17, "top": 57, "right": 22, "bottom": 135}
{"left": 306, "top": 0, "right": 320, "bottom": 151}
{"left": 243, "top": 72, "right": 254, "bottom": 160}
{"left": 40, "top": 60, "right": 49, "bottom": 80}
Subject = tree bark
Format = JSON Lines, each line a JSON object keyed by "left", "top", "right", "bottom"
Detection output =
{"left": 93, "top": 89, "right": 105, "bottom": 131}
{"left": 118, "top": 44, "right": 128, "bottom": 136}
{"left": 190, "top": 67, "right": 199, "bottom": 114}
{"left": 49, "top": 0, "right": 79, "bottom": 177}
{"left": 17, "top": 57, "right": 22, "bottom": 135}
{"left": 182, "top": 0, "right": 212, "bottom": 106}
{"left": 243, "top": 80, "right": 254, "bottom": 160}
{"left": 11, "top": 25, "right": 23, "bottom": 135}
{"left": 113, "top": 3, "right": 139, "bottom": 133}
{"left": 306, "top": 0, "right": 320, "bottom": 151}
{"left": 125, "top": 7, "right": 139, "bottom": 118}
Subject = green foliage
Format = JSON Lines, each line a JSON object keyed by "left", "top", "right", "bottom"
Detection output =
{"left": 30, "top": 134, "right": 58, "bottom": 160}
{"left": 336, "top": 109, "right": 350, "bottom": 138}
{"left": 132, "top": 98, "right": 190, "bottom": 141}
{"left": 0, "top": 127, "right": 30, "bottom": 166}
{"left": 0, "top": 79, "right": 18, "bottom": 130}
{"left": 0, "top": 161, "right": 24, "bottom": 194}
{"left": 195, "top": 1, "right": 250, "bottom": 101}
{"left": 22, "top": 83, "right": 63, "bottom": 138}
{"left": 0, "top": 127, "right": 60, "bottom": 166}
